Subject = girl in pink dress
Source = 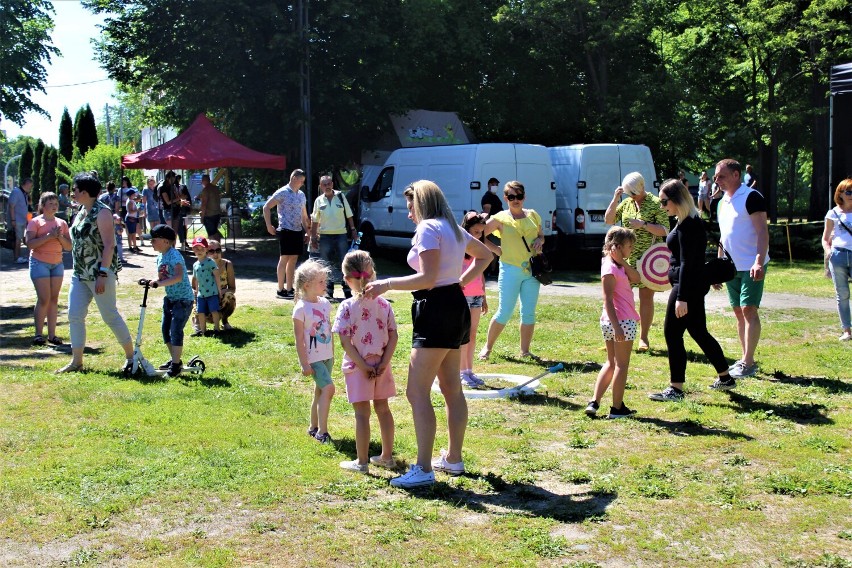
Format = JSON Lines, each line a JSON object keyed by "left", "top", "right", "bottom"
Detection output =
{"left": 586, "top": 226, "right": 641, "bottom": 419}
{"left": 460, "top": 212, "right": 502, "bottom": 388}
{"left": 332, "top": 250, "right": 399, "bottom": 473}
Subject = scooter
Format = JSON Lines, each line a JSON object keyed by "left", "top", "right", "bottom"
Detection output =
{"left": 126, "top": 279, "right": 206, "bottom": 378}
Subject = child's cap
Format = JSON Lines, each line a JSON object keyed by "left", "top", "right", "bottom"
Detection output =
{"left": 191, "top": 236, "right": 209, "bottom": 248}
{"left": 113, "top": 214, "right": 122, "bottom": 222}
{"left": 126, "top": 188, "right": 137, "bottom": 196}
{"left": 150, "top": 224, "right": 176, "bottom": 241}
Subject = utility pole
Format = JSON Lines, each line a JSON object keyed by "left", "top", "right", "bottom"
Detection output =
{"left": 105, "top": 103, "right": 112, "bottom": 146}
{"left": 298, "top": 0, "right": 312, "bottom": 203}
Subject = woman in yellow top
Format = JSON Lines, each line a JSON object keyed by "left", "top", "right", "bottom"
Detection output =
{"left": 479, "top": 181, "right": 545, "bottom": 359}
{"left": 604, "top": 172, "right": 670, "bottom": 351}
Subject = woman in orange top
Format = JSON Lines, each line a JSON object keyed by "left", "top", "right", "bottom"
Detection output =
{"left": 26, "top": 192, "right": 72, "bottom": 345}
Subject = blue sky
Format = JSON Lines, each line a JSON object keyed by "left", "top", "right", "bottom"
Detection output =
{"left": 1, "top": 1, "right": 117, "bottom": 146}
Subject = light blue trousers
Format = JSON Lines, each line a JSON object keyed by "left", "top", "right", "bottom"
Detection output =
{"left": 491, "top": 262, "right": 541, "bottom": 325}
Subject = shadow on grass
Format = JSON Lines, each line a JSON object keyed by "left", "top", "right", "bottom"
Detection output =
{"left": 500, "top": 354, "right": 602, "bottom": 374}
{"left": 397, "top": 471, "right": 617, "bottom": 523}
{"left": 217, "top": 328, "right": 257, "bottom": 349}
{"left": 767, "top": 370, "right": 852, "bottom": 394}
{"left": 716, "top": 392, "right": 834, "bottom": 425}
{"left": 631, "top": 416, "right": 754, "bottom": 439}
{"left": 114, "top": 370, "right": 232, "bottom": 388}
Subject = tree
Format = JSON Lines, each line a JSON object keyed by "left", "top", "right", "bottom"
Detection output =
{"left": 73, "top": 106, "right": 86, "bottom": 157}
{"left": 0, "top": 0, "right": 59, "bottom": 125}
{"left": 39, "top": 146, "right": 57, "bottom": 195}
{"left": 19, "top": 142, "right": 34, "bottom": 181}
{"left": 31, "top": 139, "right": 45, "bottom": 201}
{"left": 58, "top": 108, "right": 73, "bottom": 161}
{"left": 57, "top": 142, "right": 141, "bottom": 188}
{"left": 81, "top": 104, "right": 98, "bottom": 154}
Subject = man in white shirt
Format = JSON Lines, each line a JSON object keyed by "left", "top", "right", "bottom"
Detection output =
{"left": 714, "top": 158, "right": 769, "bottom": 378}
{"left": 309, "top": 175, "right": 357, "bottom": 299}
{"left": 8, "top": 178, "right": 33, "bottom": 263}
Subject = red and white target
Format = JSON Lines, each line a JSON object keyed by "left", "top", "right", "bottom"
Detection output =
{"left": 637, "top": 243, "right": 672, "bottom": 291}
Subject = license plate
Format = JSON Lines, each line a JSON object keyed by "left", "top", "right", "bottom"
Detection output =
{"left": 590, "top": 213, "right": 605, "bottom": 223}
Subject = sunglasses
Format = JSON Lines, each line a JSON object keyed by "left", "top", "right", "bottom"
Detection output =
{"left": 659, "top": 198, "right": 669, "bottom": 206}
{"left": 506, "top": 194, "right": 524, "bottom": 202}
{"left": 844, "top": 190, "right": 852, "bottom": 196}
{"left": 209, "top": 249, "right": 222, "bottom": 253}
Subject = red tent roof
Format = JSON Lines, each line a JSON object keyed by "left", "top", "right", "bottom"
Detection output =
{"left": 122, "top": 114, "right": 287, "bottom": 170}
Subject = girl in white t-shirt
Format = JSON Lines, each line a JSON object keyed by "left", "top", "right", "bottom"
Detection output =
{"left": 292, "top": 260, "right": 336, "bottom": 444}
{"left": 586, "top": 226, "right": 641, "bottom": 419}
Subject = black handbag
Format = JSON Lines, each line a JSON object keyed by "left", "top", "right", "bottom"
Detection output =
{"left": 522, "top": 235, "right": 552, "bottom": 285}
{"left": 704, "top": 243, "right": 737, "bottom": 285}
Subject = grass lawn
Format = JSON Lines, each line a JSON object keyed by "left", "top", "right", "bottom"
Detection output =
{"left": 1, "top": 260, "right": 850, "bottom": 567}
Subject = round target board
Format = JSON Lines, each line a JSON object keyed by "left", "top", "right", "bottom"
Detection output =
{"left": 637, "top": 243, "right": 672, "bottom": 291}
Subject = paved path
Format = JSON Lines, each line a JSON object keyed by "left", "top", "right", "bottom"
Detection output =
{"left": 0, "top": 237, "right": 835, "bottom": 313}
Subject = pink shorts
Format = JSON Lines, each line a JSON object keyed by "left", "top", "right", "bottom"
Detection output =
{"left": 344, "top": 354, "right": 396, "bottom": 403}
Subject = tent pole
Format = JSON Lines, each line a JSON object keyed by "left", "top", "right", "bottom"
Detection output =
{"left": 828, "top": 93, "right": 834, "bottom": 208}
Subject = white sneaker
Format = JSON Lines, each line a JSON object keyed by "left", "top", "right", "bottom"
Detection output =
{"left": 431, "top": 449, "right": 465, "bottom": 476}
{"left": 15, "top": 256, "right": 28, "bottom": 264}
{"left": 339, "top": 459, "right": 368, "bottom": 473}
{"left": 390, "top": 464, "right": 435, "bottom": 488}
{"left": 839, "top": 332, "right": 852, "bottom": 341}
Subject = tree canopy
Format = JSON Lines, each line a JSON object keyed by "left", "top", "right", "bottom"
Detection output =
{"left": 0, "top": 0, "right": 59, "bottom": 125}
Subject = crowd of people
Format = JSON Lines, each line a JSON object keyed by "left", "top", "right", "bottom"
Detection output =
{"left": 8, "top": 161, "right": 852, "bottom": 489}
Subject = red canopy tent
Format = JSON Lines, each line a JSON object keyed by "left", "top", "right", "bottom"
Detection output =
{"left": 121, "top": 113, "right": 286, "bottom": 170}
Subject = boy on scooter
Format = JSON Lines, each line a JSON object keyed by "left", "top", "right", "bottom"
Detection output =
{"left": 150, "top": 224, "right": 194, "bottom": 377}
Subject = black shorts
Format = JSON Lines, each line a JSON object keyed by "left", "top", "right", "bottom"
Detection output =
{"left": 411, "top": 284, "right": 470, "bottom": 349}
{"left": 277, "top": 228, "right": 305, "bottom": 256}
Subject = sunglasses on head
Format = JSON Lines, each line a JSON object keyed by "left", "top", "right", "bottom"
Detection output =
{"left": 506, "top": 194, "right": 524, "bottom": 202}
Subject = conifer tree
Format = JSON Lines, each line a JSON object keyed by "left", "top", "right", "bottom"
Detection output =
{"left": 31, "top": 139, "right": 45, "bottom": 202}
{"left": 58, "top": 108, "right": 73, "bottom": 161}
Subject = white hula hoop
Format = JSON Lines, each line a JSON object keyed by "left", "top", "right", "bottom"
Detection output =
{"left": 431, "top": 373, "right": 542, "bottom": 400}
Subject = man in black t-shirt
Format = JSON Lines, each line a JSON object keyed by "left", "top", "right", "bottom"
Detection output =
{"left": 157, "top": 171, "right": 177, "bottom": 227}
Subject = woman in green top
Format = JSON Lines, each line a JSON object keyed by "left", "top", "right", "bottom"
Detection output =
{"left": 604, "top": 172, "right": 670, "bottom": 351}
{"left": 56, "top": 172, "right": 134, "bottom": 374}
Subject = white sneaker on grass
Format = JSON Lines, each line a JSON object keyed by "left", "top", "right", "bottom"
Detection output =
{"left": 339, "top": 459, "right": 368, "bottom": 473}
{"left": 431, "top": 449, "right": 465, "bottom": 476}
{"left": 390, "top": 465, "right": 435, "bottom": 488}
{"left": 839, "top": 331, "right": 852, "bottom": 341}
{"left": 729, "top": 361, "right": 758, "bottom": 378}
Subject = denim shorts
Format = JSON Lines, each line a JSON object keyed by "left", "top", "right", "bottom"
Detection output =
{"left": 310, "top": 358, "right": 334, "bottom": 388}
{"left": 29, "top": 256, "right": 64, "bottom": 279}
{"left": 466, "top": 294, "right": 485, "bottom": 309}
{"left": 196, "top": 294, "right": 221, "bottom": 315}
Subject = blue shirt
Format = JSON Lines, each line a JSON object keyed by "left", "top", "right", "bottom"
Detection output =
{"left": 269, "top": 184, "right": 306, "bottom": 231}
{"left": 193, "top": 257, "right": 219, "bottom": 298}
{"left": 157, "top": 247, "right": 194, "bottom": 301}
{"left": 8, "top": 186, "right": 28, "bottom": 225}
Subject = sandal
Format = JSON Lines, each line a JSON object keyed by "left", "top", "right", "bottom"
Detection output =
{"left": 33, "top": 335, "right": 46, "bottom": 346}
{"left": 55, "top": 362, "right": 83, "bottom": 374}
{"left": 520, "top": 351, "right": 538, "bottom": 360}
{"left": 48, "top": 336, "right": 63, "bottom": 346}
{"left": 637, "top": 341, "right": 650, "bottom": 352}
{"left": 478, "top": 347, "right": 491, "bottom": 361}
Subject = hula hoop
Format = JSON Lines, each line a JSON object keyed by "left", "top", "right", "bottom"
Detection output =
{"left": 431, "top": 373, "right": 542, "bottom": 400}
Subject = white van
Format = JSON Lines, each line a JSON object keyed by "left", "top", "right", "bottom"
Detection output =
{"left": 549, "top": 144, "right": 658, "bottom": 250}
{"left": 358, "top": 144, "right": 556, "bottom": 251}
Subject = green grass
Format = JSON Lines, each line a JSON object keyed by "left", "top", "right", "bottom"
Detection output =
{"left": 1, "top": 260, "right": 850, "bottom": 566}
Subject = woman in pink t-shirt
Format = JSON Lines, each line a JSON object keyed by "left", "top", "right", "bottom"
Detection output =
{"left": 26, "top": 192, "right": 71, "bottom": 345}
{"left": 459, "top": 212, "right": 502, "bottom": 388}
{"left": 586, "top": 226, "right": 641, "bottom": 419}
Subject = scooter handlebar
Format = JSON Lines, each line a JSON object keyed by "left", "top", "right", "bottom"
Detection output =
{"left": 138, "top": 279, "right": 158, "bottom": 288}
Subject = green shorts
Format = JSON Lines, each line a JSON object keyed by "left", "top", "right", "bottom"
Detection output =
{"left": 310, "top": 359, "right": 334, "bottom": 388}
{"left": 726, "top": 268, "right": 767, "bottom": 308}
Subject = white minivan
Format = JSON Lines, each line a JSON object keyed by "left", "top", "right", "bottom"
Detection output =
{"left": 358, "top": 144, "right": 556, "bottom": 251}
{"left": 549, "top": 144, "right": 659, "bottom": 250}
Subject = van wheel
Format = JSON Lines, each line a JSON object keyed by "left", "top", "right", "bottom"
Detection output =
{"left": 359, "top": 225, "right": 376, "bottom": 253}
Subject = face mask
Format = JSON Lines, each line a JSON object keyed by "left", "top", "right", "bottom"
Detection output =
{"left": 489, "top": 185, "right": 497, "bottom": 193}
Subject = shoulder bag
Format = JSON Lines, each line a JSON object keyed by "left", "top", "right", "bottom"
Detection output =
{"left": 704, "top": 242, "right": 737, "bottom": 285}
{"left": 521, "top": 234, "right": 552, "bottom": 285}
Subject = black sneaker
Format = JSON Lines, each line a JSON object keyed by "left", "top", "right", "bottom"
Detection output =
{"left": 710, "top": 377, "right": 737, "bottom": 391}
{"left": 607, "top": 404, "right": 637, "bottom": 419}
{"left": 648, "top": 386, "right": 685, "bottom": 402}
{"left": 158, "top": 360, "right": 173, "bottom": 371}
{"left": 314, "top": 432, "right": 333, "bottom": 444}
{"left": 122, "top": 359, "right": 134, "bottom": 374}
{"left": 284, "top": 289, "right": 295, "bottom": 299}
{"left": 585, "top": 400, "right": 599, "bottom": 417}
{"left": 307, "top": 426, "right": 318, "bottom": 438}
{"left": 167, "top": 360, "right": 182, "bottom": 378}
{"left": 276, "top": 289, "right": 288, "bottom": 299}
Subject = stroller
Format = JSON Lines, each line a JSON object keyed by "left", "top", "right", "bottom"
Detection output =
{"left": 125, "top": 279, "right": 206, "bottom": 378}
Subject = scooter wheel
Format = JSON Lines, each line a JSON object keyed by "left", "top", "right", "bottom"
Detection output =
{"left": 189, "top": 359, "right": 205, "bottom": 373}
